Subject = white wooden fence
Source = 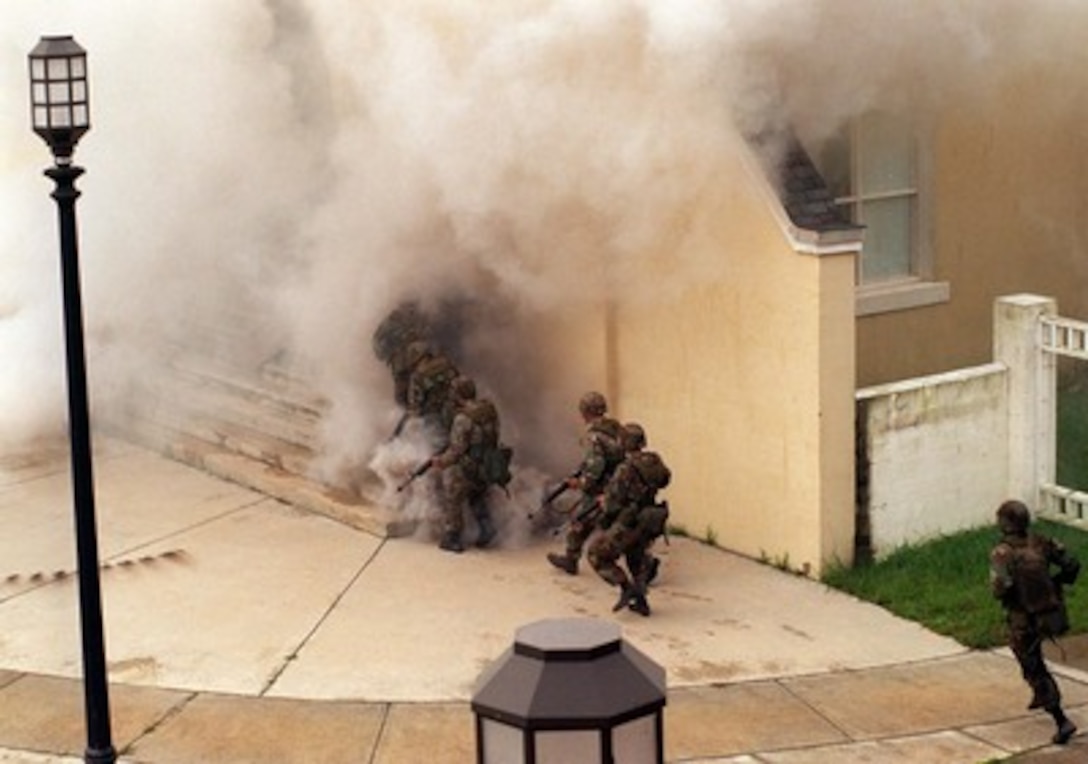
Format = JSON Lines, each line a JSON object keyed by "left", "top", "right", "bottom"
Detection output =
{"left": 1040, "top": 314, "right": 1088, "bottom": 522}
{"left": 856, "top": 294, "right": 1087, "bottom": 559}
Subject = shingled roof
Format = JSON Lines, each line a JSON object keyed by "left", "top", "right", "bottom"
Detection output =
{"left": 747, "top": 128, "right": 863, "bottom": 237}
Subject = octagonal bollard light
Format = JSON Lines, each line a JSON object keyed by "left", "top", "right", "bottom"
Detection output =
{"left": 471, "top": 617, "right": 666, "bottom": 764}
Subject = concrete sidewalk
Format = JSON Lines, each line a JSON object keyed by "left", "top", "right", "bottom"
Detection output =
{"left": 0, "top": 439, "right": 1085, "bottom": 762}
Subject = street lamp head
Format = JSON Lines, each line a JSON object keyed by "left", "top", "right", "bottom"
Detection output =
{"left": 29, "top": 35, "right": 90, "bottom": 163}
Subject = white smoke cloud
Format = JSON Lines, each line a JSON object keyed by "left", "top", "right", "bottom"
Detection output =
{"left": 2, "top": 1, "right": 1085, "bottom": 484}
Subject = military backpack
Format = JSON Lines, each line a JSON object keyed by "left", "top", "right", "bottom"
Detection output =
{"left": 1010, "top": 536, "right": 1079, "bottom": 637}
{"left": 629, "top": 451, "right": 671, "bottom": 491}
{"left": 464, "top": 398, "right": 512, "bottom": 487}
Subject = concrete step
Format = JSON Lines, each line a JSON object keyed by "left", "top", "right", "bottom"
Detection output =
{"left": 118, "top": 357, "right": 410, "bottom": 539}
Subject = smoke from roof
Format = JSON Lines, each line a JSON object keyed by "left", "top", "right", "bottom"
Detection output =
{"left": 0, "top": 1, "right": 1080, "bottom": 480}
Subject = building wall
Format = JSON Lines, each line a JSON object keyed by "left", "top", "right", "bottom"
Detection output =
{"left": 604, "top": 155, "right": 858, "bottom": 576}
{"left": 857, "top": 64, "right": 1088, "bottom": 387}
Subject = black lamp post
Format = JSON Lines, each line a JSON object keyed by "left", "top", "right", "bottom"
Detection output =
{"left": 28, "top": 35, "right": 116, "bottom": 764}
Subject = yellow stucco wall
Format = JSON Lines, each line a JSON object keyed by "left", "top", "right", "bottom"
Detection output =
{"left": 601, "top": 158, "right": 857, "bottom": 575}
{"left": 857, "top": 63, "right": 1088, "bottom": 386}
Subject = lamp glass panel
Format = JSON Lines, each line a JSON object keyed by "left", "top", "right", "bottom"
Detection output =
{"left": 30, "top": 58, "right": 45, "bottom": 78}
{"left": 73, "top": 105, "right": 88, "bottom": 126}
{"left": 33, "top": 106, "right": 47, "bottom": 128}
{"left": 49, "top": 105, "right": 71, "bottom": 127}
{"left": 47, "top": 57, "right": 69, "bottom": 79}
{"left": 613, "top": 715, "right": 659, "bottom": 764}
{"left": 536, "top": 729, "right": 600, "bottom": 763}
{"left": 49, "top": 82, "right": 71, "bottom": 103}
{"left": 32, "top": 82, "right": 47, "bottom": 105}
{"left": 480, "top": 718, "right": 525, "bottom": 764}
{"left": 72, "top": 82, "right": 86, "bottom": 101}
{"left": 71, "top": 57, "right": 85, "bottom": 77}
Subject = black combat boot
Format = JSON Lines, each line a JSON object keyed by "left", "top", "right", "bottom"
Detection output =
{"left": 547, "top": 552, "right": 578, "bottom": 575}
{"left": 612, "top": 584, "right": 633, "bottom": 612}
{"left": 476, "top": 515, "right": 497, "bottom": 549}
{"left": 439, "top": 532, "right": 465, "bottom": 554}
{"left": 1050, "top": 707, "right": 1077, "bottom": 745}
{"left": 628, "top": 588, "right": 651, "bottom": 617}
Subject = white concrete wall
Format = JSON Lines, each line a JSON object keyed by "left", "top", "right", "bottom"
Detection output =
{"left": 857, "top": 363, "right": 1009, "bottom": 557}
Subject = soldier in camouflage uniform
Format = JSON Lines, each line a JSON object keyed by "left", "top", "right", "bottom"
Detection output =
{"left": 587, "top": 424, "right": 671, "bottom": 617}
{"left": 430, "top": 376, "right": 503, "bottom": 553}
{"left": 372, "top": 302, "right": 429, "bottom": 408}
{"left": 546, "top": 392, "right": 626, "bottom": 575}
{"left": 990, "top": 499, "right": 1080, "bottom": 746}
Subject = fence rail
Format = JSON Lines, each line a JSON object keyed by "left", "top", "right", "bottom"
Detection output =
{"left": 1040, "top": 483, "right": 1088, "bottom": 526}
{"left": 1041, "top": 315, "right": 1088, "bottom": 360}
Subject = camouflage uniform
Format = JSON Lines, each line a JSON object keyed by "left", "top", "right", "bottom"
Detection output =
{"left": 431, "top": 378, "right": 502, "bottom": 553}
{"left": 990, "top": 500, "right": 1079, "bottom": 746}
{"left": 587, "top": 448, "right": 670, "bottom": 616}
{"left": 547, "top": 392, "right": 625, "bottom": 575}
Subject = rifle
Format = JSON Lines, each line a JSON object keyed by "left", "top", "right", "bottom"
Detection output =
{"left": 550, "top": 497, "right": 603, "bottom": 538}
{"left": 396, "top": 458, "right": 434, "bottom": 492}
{"left": 529, "top": 468, "right": 583, "bottom": 519}
{"left": 387, "top": 411, "right": 410, "bottom": 442}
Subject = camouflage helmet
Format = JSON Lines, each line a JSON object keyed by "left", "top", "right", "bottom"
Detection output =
{"left": 371, "top": 301, "right": 427, "bottom": 361}
{"left": 621, "top": 422, "right": 646, "bottom": 451}
{"left": 402, "top": 340, "right": 432, "bottom": 369}
{"left": 578, "top": 391, "right": 608, "bottom": 418}
{"left": 451, "top": 375, "right": 477, "bottom": 401}
{"left": 996, "top": 500, "right": 1031, "bottom": 535}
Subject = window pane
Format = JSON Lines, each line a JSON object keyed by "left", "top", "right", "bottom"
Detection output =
{"left": 858, "top": 113, "right": 914, "bottom": 194}
{"left": 49, "top": 82, "right": 71, "bottom": 104}
{"left": 613, "top": 715, "right": 659, "bottom": 764}
{"left": 481, "top": 719, "right": 525, "bottom": 764}
{"left": 49, "top": 105, "right": 72, "bottom": 128}
{"left": 537, "top": 730, "right": 600, "bottom": 763}
{"left": 860, "top": 196, "right": 913, "bottom": 282}
{"left": 47, "top": 57, "right": 69, "bottom": 79}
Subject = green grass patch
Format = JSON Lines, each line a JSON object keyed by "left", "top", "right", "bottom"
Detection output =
{"left": 822, "top": 520, "right": 1088, "bottom": 649}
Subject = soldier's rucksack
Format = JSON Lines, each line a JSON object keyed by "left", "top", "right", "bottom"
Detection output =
{"left": 589, "top": 417, "right": 627, "bottom": 471}
{"left": 1010, "top": 537, "right": 1074, "bottom": 637}
{"left": 630, "top": 451, "right": 671, "bottom": 491}
{"left": 464, "top": 399, "right": 512, "bottom": 487}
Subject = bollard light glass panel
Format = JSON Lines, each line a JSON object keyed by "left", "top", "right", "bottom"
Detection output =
{"left": 473, "top": 618, "right": 666, "bottom": 764}
{"left": 29, "top": 35, "right": 90, "bottom": 161}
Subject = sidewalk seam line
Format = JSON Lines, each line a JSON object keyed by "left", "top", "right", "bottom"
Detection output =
{"left": 258, "top": 538, "right": 388, "bottom": 697}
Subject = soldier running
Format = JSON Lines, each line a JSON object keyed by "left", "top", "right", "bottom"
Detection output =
{"left": 587, "top": 423, "right": 671, "bottom": 616}
{"left": 546, "top": 391, "right": 626, "bottom": 575}
{"left": 990, "top": 499, "right": 1081, "bottom": 746}
{"left": 430, "top": 376, "right": 510, "bottom": 553}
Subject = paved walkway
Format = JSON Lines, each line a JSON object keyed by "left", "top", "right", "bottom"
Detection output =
{"left": 0, "top": 439, "right": 1085, "bottom": 762}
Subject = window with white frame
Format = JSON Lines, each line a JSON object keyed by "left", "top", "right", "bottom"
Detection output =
{"left": 810, "top": 111, "right": 948, "bottom": 314}
{"left": 816, "top": 111, "right": 918, "bottom": 284}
